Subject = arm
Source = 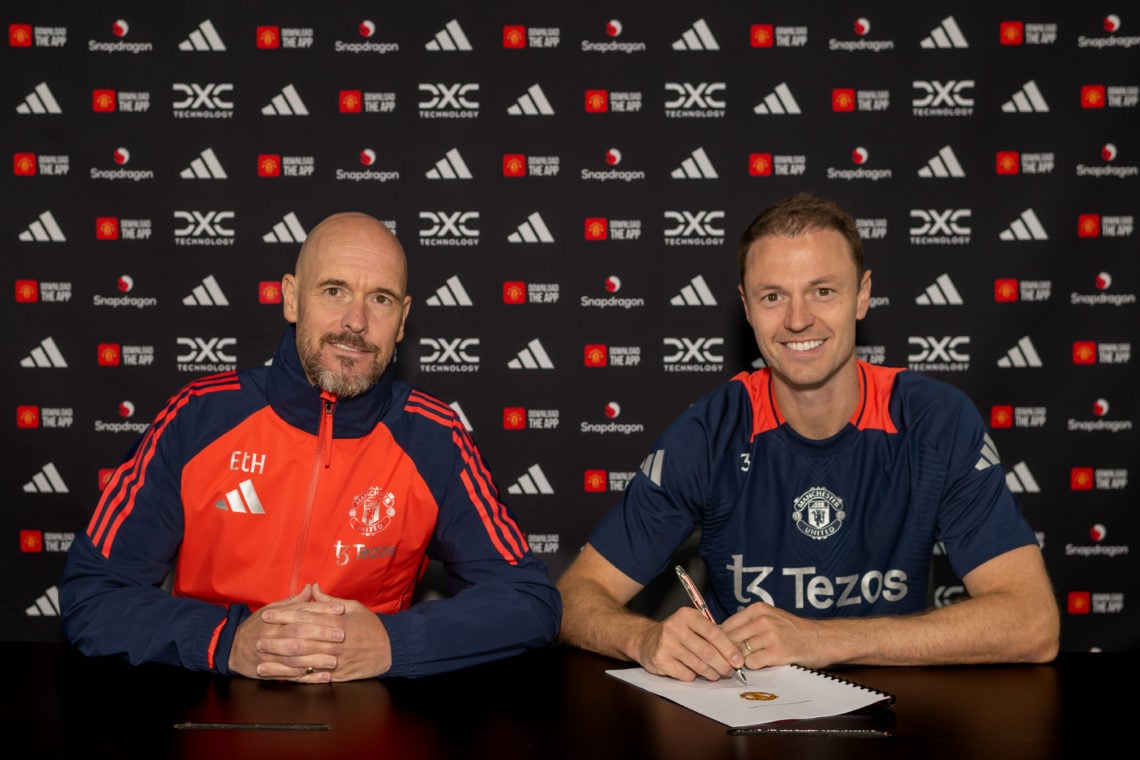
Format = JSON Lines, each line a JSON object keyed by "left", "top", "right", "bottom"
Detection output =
{"left": 720, "top": 544, "right": 1059, "bottom": 668}
{"left": 557, "top": 544, "right": 746, "bottom": 681}
{"left": 375, "top": 412, "right": 561, "bottom": 678}
{"left": 59, "top": 416, "right": 249, "bottom": 672}
{"left": 60, "top": 527, "right": 247, "bottom": 671}
{"left": 60, "top": 377, "right": 280, "bottom": 674}
{"left": 379, "top": 553, "right": 561, "bottom": 678}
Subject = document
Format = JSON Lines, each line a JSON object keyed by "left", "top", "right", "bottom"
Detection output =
{"left": 607, "top": 664, "right": 894, "bottom": 728}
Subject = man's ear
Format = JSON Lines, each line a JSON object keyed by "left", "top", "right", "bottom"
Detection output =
{"left": 282, "top": 273, "right": 298, "bottom": 323}
{"left": 395, "top": 295, "right": 412, "bottom": 342}
{"left": 738, "top": 283, "right": 751, "bottom": 322}
{"left": 855, "top": 269, "right": 872, "bottom": 320}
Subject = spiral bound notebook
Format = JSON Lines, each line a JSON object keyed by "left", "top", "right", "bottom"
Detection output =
{"left": 607, "top": 664, "right": 895, "bottom": 728}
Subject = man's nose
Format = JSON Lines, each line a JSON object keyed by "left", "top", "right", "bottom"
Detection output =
{"left": 342, "top": 297, "right": 368, "bottom": 332}
{"left": 784, "top": 296, "right": 814, "bottom": 330}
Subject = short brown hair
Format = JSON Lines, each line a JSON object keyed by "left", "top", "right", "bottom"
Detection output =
{"left": 737, "top": 193, "right": 864, "bottom": 282}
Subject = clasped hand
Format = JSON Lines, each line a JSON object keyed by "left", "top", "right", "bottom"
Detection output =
{"left": 228, "top": 583, "right": 391, "bottom": 683}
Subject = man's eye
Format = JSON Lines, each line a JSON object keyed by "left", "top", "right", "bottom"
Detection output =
{"left": 817, "top": 288, "right": 832, "bottom": 296}
{"left": 764, "top": 293, "right": 779, "bottom": 302}
{"left": 325, "top": 287, "right": 341, "bottom": 296}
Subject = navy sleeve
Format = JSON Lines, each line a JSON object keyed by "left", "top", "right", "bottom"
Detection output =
{"left": 905, "top": 376, "right": 1039, "bottom": 578}
{"left": 59, "top": 380, "right": 250, "bottom": 672}
{"left": 588, "top": 382, "right": 742, "bottom": 586}
{"left": 379, "top": 407, "right": 561, "bottom": 677}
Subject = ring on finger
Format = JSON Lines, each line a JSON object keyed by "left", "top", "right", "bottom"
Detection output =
{"left": 743, "top": 638, "right": 754, "bottom": 654}
{"left": 305, "top": 666, "right": 315, "bottom": 675}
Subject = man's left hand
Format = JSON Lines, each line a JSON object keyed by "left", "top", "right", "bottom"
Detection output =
{"left": 309, "top": 584, "right": 392, "bottom": 680}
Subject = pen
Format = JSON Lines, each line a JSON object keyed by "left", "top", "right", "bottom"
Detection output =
{"left": 674, "top": 565, "right": 748, "bottom": 684}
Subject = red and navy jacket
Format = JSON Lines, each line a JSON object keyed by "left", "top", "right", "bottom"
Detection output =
{"left": 60, "top": 326, "right": 561, "bottom": 677}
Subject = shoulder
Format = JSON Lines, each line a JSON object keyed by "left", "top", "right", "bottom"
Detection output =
{"left": 887, "top": 368, "right": 987, "bottom": 443}
{"left": 726, "top": 368, "right": 779, "bottom": 436}
{"left": 398, "top": 383, "right": 459, "bottom": 428}
{"left": 891, "top": 367, "right": 977, "bottom": 412}
{"left": 652, "top": 373, "right": 759, "bottom": 447}
{"left": 164, "top": 370, "right": 253, "bottom": 415}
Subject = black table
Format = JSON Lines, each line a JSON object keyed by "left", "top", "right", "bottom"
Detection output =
{"left": 6, "top": 642, "right": 1132, "bottom": 759}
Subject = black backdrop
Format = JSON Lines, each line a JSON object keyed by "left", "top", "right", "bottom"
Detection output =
{"left": 4, "top": 1, "right": 1137, "bottom": 651}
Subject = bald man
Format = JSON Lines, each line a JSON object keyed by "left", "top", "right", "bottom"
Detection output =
{"left": 61, "top": 212, "right": 561, "bottom": 681}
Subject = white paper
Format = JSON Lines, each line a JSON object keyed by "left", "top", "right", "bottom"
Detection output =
{"left": 606, "top": 665, "right": 891, "bottom": 728}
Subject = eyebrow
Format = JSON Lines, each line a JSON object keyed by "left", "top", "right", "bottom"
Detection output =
{"left": 315, "top": 278, "right": 403, "bottom": 299}
{"left": 749, "top": 275, "right": 844, "bottom": 291}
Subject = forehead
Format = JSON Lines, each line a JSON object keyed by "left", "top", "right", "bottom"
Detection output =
{"left": 302, "top": 224, "right": 406, "bottom": 290}
{"left": 743, "top": 229, "right": 857, "bottom": 284}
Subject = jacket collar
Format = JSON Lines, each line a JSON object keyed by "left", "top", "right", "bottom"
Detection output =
{"left": 265, "top": 324, "right": 396, "bottom": 437}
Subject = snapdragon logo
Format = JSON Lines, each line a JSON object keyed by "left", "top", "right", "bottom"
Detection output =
{"left": 173, "top": 210, "right": 235, "bottom": 246}
{"left": 418, "top": 211, "right": 479, "bottom": 246}
{"left": 663, "top": 210, "right": 725, "bottom": 246}
{"left": 417, "top": 83, "right": 479, "bottom": 118}
{"left": 90, "top": 147, "right": 153, "bottom": 181}
{"left": 171, "top": 82, "right": 234, "bottom": 118}
{"left": 580, "top": 402, "right": 645, "bottom": 435}
{"left": 580, "top": 19, "right": 646, "bottom": 53}
{"left": 335, "top": 20, "right": 398, "bottom": 54}
{"left": 580, "top": 276, "right": 644, "bottom": 309}
{"left": 94, "top": 400, "right": 149, "bottom": 434}
{"left": 580, "top": 147, "right": 644, "bottom": 182}
{"left": 88, "top": 20, "right": 151, "bottom": 53}
{"left": 1068, "top": 398, "right": 1133, "bottom": 433}
{"left": 337, "top": 149, "right": 399, "bottom": 183}
{"left": 663, "top": 82, "right": 726, "bottom": 118}
{"left": 419, "top": 337, "right": 480, "bottom": 372}
{"left": 663, "top": 337, "right": 724, "bottom": 372}
{"left": 92, "top": 274, "right": 157, "bottom": 309}
{"left": 907, "top": 336, "right": 970, "bottom": 372}
{"left": 177, "top": 337, "right": 237, "bottom": 373}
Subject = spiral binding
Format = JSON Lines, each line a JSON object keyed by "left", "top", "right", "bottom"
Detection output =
{"left": 790, "top": 664, "right": 896, "bottom": 705}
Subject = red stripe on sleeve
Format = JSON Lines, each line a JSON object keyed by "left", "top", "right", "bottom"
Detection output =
{"left": 90, "top": 374, "right": 241, "bottom": 557}
{"left": 452, "top": 427, "right": 525, "bottom": 562}
{"left": 206, "top": 614, "right": 227, "bottom": 670}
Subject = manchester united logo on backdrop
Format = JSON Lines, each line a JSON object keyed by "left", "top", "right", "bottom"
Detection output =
{"left": 792, "top": 486, "right": 845, "bottom": 540}
{"left": 349, "top": 486, "right": 397, "bottom": 536}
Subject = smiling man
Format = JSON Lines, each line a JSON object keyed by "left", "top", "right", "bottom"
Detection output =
{"left": 61, "top": 212, "right": 560, "bottom": 682}
{"left": 556, "top": 193, "right": 1059, "bottom": 681}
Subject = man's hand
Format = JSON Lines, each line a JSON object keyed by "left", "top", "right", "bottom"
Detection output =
{"left": 228, "top": 584, "right": 346, "bottom": 683}
{"left": 633, "top": 606, "right": 746, "bottom": 682}
{"left": 309, "top": 585, "right": 392, "bottom": 681}
{"left": 721, "top": 602, "right": 831, "bottom": 669}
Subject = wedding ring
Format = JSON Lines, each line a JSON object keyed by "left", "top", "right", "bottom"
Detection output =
{"left": 743, "top": 639, "right": 754, "bottom": 654}
{"left": 305, "top": 666, "right": 315, "bottom": 675}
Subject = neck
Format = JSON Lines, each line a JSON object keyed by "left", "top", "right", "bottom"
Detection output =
{"left": 771, "top": 363, "right": 861, "bottom": 440}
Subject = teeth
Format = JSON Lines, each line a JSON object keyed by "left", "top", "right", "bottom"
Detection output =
{"left": 786, "top": 340, "right": 823, "bottom": 352}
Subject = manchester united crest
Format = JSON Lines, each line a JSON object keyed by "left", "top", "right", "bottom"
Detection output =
{"left": 349, "top": 486, "right": 397, "bottom": 536}
{"left": 792, "top": 486, "right": 845, "bottom": 540}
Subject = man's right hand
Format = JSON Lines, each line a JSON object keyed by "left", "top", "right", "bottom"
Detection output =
{"left": 228, "top": 584, "right": 347, "bottom": 683}
{"left": 634, "top": 606, "right": 746, "bottom": 682}
{"left": 557, "top": 544, "right": 744, "bottom": 681}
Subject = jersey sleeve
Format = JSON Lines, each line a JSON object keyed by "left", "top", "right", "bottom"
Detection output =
{"left": 380, "top": 395, "right": 561, "bottom": 677}
{"left": 588, "top": 382, "right": 747, "bottom": 587}
{"left": 911, "top": 379, "right": 1040, "bottom": 579}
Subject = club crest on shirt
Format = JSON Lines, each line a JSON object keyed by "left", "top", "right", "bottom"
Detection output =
{"left": 349, "top": 486, "right": 397, "bottom": 536}
{"left": 792, "top": 486, "right": 845, "bottom": 540}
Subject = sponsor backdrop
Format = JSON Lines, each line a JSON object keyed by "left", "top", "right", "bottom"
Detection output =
{"left": 3, "top": 2, "right": 1137, "bottom": 649}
